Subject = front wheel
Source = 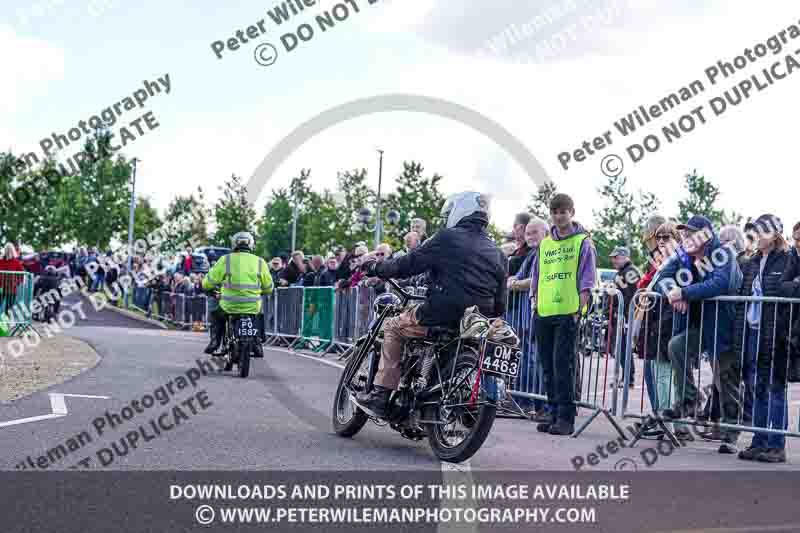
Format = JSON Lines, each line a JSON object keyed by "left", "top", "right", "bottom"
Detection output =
{"left": 332, "top": 347, "right": 371, "bottom": 437}
{"left": 424, "top": 350, "right": 497, "bottom": 463}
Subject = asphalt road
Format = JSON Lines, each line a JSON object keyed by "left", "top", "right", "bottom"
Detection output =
{"left": 2, "top": 295, "right": 798, "bottom": 474}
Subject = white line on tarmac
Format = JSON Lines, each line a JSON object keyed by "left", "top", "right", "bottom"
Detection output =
{"left": 0, "top": 393, "right": 110, "bottom": 429}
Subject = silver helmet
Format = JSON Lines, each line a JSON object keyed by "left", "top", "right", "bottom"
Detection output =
{"left": 231, "top": 231, "right": 255, "bottom": 251}
{"left": 440, "top": 192, "right": 491, "bottom": 229}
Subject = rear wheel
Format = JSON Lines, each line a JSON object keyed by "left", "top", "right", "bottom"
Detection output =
{"left": 332, "top": 347, "right": 371, "bottom": 437}
{"left": 424, "top": 350, "right": 497, "bottom": 463}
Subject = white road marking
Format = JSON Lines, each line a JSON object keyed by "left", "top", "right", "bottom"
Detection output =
{"left": 0, "top": 393, "right": 110, "bottom": 429}
{"left": 439, "top": 459, "right": 477, "bottom": 533}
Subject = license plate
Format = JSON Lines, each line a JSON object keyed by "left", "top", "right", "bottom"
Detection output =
{"left": 481, "top": 341, "right": 521, "bottom": 377}
{"left": 235, "top": 317, "right": 259, "bottom": 338}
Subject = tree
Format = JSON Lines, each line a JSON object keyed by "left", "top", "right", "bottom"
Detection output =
{"left": 256, "top": 188, "right": 293, "bottom": 259}
{"left": 383, "top": 162, "right": 446, "bottom": 248}
{"left": 331, "top": 168, "right": 376, "bottom": 248}
{"left": 592, "top": 174, "right": 659, "bottom": 268}
{"left": 527, "top": 181, "right": 558, "bottom": 222}
{"left": 677, "top": 169, "right": 742, "bottom": 227}
{"left": 59, "top": 132, "right": 133, "bottom": 249}
{"left": 132, "top": 196, "right": 162, "bottom": 240}
{"left": 212, "top": 174, "right": 257, "bottom": 248}
{"left": 0, "top": 154, "right": 71, "bottom": 249}
{"left": 162, "top": 187, "right": 210, "bottom": 251}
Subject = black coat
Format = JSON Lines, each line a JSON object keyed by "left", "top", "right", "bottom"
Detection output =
{"left": 732, "top": 249, "right": 791, "bottom": 382}
{"left": 315, "top": 268, "right": 337, "bottom": 287}
{"left": 373, "top": 214, "right": 507, "bottom": 327}
{"left": 640, "top": 297, "right": 674, "bottom": 362}
{"left": 780, "top": 248, "right": 800, "bottom": 350}
{"left": 614, "top": 260, "right": 640, "bottom": 320}
{"left": 280, "top": 262, "right": 304, "bottom": 285}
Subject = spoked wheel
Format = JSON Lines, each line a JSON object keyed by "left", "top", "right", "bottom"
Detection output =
{"left": 424, "top": 350, "right": 497, "bottom": 463}
{"left": 332, "top": 347, "right": 371, "bottom": 437}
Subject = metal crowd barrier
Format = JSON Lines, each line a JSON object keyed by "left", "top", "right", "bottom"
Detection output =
{"left": 272, "top": 287, "right": 304, "bottom": 347}
{"left": 621, "top": 291, "right": 800, "bottom": 448}
{"left": 0, "top": 270, "right": 35, "bottom": 336}
{"left": 144, "top": 291, "right": 208, "bottom": 329}
{"left": 503, "top": 286, "right": 628, "bottom": 438}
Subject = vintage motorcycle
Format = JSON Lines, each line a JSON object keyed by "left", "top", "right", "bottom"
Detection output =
{"left": 208, "top": 289, "right": 262, "bottom": 378}
{"left": 332, "top": 278, "right": 520, "bottom": 463}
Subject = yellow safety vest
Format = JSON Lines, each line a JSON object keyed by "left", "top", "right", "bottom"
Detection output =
{"left": 202, "top": 252, "right": 273, "bottom": 314}
{"left": 536, "top": 233, "right": 586, "bottom": 317}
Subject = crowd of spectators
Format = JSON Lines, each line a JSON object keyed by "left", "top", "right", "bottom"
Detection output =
{"left": 498, "top": 196, "right": 800, "bottom": 463}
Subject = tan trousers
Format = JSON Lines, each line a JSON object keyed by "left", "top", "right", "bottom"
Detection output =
{"left": 374, "top": 306, "right": 428, "bottom": 389}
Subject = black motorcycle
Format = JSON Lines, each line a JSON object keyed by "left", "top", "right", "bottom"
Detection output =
{"left": 219, "top": 313, "right": 262, "bottom": 378}
{"left": 332, "top": 279, "right": 519, "bottom": 463}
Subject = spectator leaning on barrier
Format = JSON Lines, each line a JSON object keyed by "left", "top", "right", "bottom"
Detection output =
{"left": 363, "top": 244, "right": 392, "bottom": 295}
{"left": 638, "top": 222, "right": 679, "bottom": 426}
{"left": 411, "top": 218, "right": 428, "bottom": 243}
{"left": 508, "top": 212, "right": 532, "bottom": 277}
{"left": 316, "top": 256, "right": 338, "bottom": 287}
{"left": 654, "top": 214, "right": 744, "bottom": 454}
{"left": 733, "top": 214, "right": 790, "bottom": 464}
{"left": 0, "top": 242, "right": 25, "bottom": 313}
{"left": 269, "top": 257, "right": 283, "bottom": 285}
{"left": 507, "top": 218, "right": 549, "bottom": 419}
{"left": 780, "top": 221, "right": 800, "bottom": 383}
{"left": 609, "top": 246, "right": 641, "bottom": 389}
{"left": 279, "top": 251, "right": 306, "bottom": 287}
{"left": 529, "top": 193, "right": 597, "bottom": 436}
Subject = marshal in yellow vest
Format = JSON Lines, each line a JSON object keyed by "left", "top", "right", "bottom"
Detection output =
{"left": 536, "top": 233, "right": 587, "bottom": 317}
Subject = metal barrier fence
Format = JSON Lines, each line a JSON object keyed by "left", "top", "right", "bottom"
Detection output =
{"left": 0, "top": 270, "right": 35, "bottom": 336}
{"left": 502, "top": 286, "right": 628, "bottom": 438}
{"left": 273, "top": 287, "right": 304, "bottom": 347}
{"left": 621, "top": 291, "right": 800, "bottom": 447}
{"left": 140, "top": 290, "right": 208, "bottom": 329}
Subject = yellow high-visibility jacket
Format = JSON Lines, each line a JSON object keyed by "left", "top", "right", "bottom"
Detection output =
{"left": 202, "top": 252, "right": 273, "bottom": 314}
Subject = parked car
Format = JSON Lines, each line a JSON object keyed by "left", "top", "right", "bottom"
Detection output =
{"left": 174, "top": 252, "right": 210, "bottom": 274}
{"left": 597, "top": 268, "right": 617, "bottom": 288}
{"left": 196, "top": 246, "right": 231, "bottom": 267}
{"left": 21, "top": 254, "right": 42, "bottom": 275}
{"left": 40, "top": 251, "right": 67, "bottom": 269}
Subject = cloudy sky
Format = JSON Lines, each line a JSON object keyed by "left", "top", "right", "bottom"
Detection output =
{"left": 3, "top": 0, "right": 799, "bottom": 235}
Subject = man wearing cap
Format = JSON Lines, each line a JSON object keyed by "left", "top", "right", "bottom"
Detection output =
{"left": 609, "top": 246, "right": 641, "bottom": 388}
{"left": 652, "top": 215, "right": 743, "bottom": 453}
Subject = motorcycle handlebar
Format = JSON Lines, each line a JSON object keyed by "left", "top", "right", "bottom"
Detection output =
{"left": 387, "top": 278, "right": 426, "bottom": 304}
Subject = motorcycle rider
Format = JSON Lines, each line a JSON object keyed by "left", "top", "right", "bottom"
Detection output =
{"left": 33, "top": 265, "right": 63, "bottom": 321}
{"left": 202, "top": 232, "right": 273, "bottom": 358}
{"left": 355, "top": 192, "right": 507, "bottom": 417}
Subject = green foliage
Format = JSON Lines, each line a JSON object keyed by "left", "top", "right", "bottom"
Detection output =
{"left": 527, "top": 181, "right": 558, "bottom": 222}
{"left": 162, "top": 187, "right": 210, "bottom": 251}
{"left": 212, "top": 174, "right": 256, "bottom": 248}
{"left": 592, "top": 174, "right": 659, "bottom": 269}
{"left": 132, "top": 196, "right": 162, "bottom": 240}
{"left": 677, "top": 169, "right": 741, "bottom": 227}
{"left": 383, "top": 162, "right": 446, "bottom": 248}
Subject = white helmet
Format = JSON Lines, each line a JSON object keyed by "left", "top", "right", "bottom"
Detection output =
{"left": 440, "top": 192, "right": 491, "bottom": 229}
{"left": 231, "top": 231, "right": 254, "bottom": 251}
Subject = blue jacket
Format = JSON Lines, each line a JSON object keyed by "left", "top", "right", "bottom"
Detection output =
{"left": 653, "top": 234, "right": 742, "bottom": 355}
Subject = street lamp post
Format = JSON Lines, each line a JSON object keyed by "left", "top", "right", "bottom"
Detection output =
{"left": 375, "top": 149, "right": 384, "bottom": 249}
{"left": 291, "top": 199, "right": 298, "bottom": 252}
{"left": 125, "top": 157, "right": 139, "bottom": 309}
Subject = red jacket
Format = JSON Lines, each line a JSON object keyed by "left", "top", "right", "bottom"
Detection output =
{"left": 0, "top": 258, "right": 25, "bottom": 295}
